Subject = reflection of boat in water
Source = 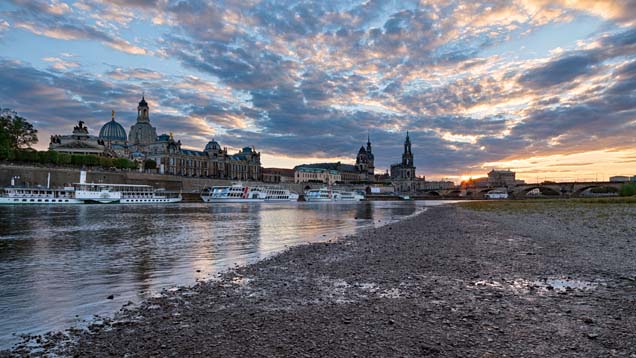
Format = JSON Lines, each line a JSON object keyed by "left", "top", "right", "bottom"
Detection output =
{"left": 304, "top": 187, "right": 365, "bottom": 202}
{"left": 201, "top": 183, "right": 299, "bottom": 203}
{"left": 0, "top": 173, "right": 181, "bottom": 205}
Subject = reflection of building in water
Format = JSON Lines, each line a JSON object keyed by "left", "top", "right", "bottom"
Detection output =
{"left": 206, "top": 204, "right": 262, "bottom": 271}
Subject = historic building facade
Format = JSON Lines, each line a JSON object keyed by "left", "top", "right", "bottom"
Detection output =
{"left": 49, "top": 121, "right": 106, "bottom": 156}
{"left": 50, "top": 96, "right": 262, "bottom": 180}
{"left": 487, "top": 169, "right": 516, "bottom": 187}
{"left": 390, "top": 132, "right": 418, "bottom": 192}
{"left": 294, "top": 136, "right": 375, "bottom": 184}
{"left": 128, "top": 96, "right": 157, "bottom": 152}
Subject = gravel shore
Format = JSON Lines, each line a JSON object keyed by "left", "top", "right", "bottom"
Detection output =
{"left": 5, "top": 203, "right": 636, "bottom": 357}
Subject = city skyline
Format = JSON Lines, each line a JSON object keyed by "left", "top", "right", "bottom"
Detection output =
{"left": 0, "top": 1, "right": 635, "bottom": 182}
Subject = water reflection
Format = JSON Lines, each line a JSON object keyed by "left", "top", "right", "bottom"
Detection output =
{"left": 0, "top": 201, "right": 439, "bottom": 348}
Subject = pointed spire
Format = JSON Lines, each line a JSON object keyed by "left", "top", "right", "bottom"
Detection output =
{"left": 111, "top": 110, "right": 115, "bottom": 121}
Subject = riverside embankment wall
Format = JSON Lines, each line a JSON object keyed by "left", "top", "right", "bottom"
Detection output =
{"left": 0, "top": 163, "right": 311, "bottom": 193}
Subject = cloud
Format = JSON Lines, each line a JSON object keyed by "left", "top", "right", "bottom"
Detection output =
{"left": 518, "top": 53, "right": 600, "bottom": 88}
{"left": 106, "top": 67, "right": 163, "bottom": 80}
{"left": 0, "top": 0, "right": 635, "bottom": 178}
{"left": 42, "top": 56, "right": 80, "bottom": 71}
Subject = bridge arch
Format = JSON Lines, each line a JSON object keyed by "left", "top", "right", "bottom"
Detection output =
{"left": 575, "top": 185, "right": 619, "bottom": 196}
{"left": 519, "top": 186, "right": 560, "bottom": 196}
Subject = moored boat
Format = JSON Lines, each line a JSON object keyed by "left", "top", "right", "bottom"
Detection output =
{"left": 200, "top": 183, "right": 299, "bottom": 203}
{"left": 304, "top": 187, "right": 365, "bottom": 202}
{"left": 74, "top": 183, "right": 182, "bottom": 204}
{"left": 0, "top": 173, "right": 181, "bottom": 205}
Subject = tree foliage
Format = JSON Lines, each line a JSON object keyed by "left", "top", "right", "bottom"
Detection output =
{"left": 619, "top": 183, "right": 636, "bottom": 197}
{"left": 0, "top": 108, "right": 38, "bottom": 149}
{"left": 144, "top": 159, "right": 157, "bottom": 170}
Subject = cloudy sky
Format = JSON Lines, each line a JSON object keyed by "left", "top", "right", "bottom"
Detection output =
{"left": 0, "top": 0, "right": 635, "bottom": 182}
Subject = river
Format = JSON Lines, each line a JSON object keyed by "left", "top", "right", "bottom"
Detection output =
{"left": 0, "top": 201, "right": 447, "bottom": 348}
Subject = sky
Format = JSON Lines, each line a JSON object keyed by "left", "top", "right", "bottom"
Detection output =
{"left": 0, "top": 0, "right": 635, "bottom": 182}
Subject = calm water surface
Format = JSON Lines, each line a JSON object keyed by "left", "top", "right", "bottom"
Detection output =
{"left": 0, "top": 201, "right": 444, "bottom": 348}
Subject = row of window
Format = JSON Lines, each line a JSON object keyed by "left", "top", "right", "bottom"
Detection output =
{"left": 13, "top": 198, "right": 71, "bottom": 203}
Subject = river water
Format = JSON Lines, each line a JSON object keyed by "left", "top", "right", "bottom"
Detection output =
{"left": 0, "top": 201, "right": 445, "bottom": 348}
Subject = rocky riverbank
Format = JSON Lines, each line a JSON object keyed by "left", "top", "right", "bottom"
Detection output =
{"left": 4, "top": 202, "right": 636, "bottom": 357}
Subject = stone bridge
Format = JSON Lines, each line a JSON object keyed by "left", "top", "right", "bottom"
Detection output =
{"left": 412, "top": 182, "right": 625, "bottom": 199}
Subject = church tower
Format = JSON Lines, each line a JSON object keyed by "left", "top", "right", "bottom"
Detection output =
{"left": 402, "top": 131, "right": 413, "bottom": 167}
{"left": 129, "top": 95, "right": 158, "bottom": 147}
{"left": 137, "top": 95, "right": 150, "bottom": 123}
{"left": 366, "top": 132, "right": 375, "bottom": 176}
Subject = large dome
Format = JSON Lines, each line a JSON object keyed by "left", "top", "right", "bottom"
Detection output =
{"left": 204, "top": 139, "right": 221, "bottom": 152}
{"left": 99, "top": 119, "right": 127, "bottom": 142}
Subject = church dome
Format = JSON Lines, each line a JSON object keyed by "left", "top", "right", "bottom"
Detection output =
{"left": 99, "top": 119, "right": 127, "bottom": 142}
{"left": 204, "top": 139, "right": 221, "bottom": 152}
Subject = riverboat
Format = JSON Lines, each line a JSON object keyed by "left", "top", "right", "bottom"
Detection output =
{"left": 74, "top": 183, "right": 182, "bottom": 204}
{"left": 0, "top": 176, "right": 181, "bottom": 205}
{"left": 0, "top": 186, "right": 83, "bottom": 205}
{"left": 200, "top": 183, "right": 299, "bottom": 203}
{"left": 304, "top": 187, "right": 365, "bottom": 202}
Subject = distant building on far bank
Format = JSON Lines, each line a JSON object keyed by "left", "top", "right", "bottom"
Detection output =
{"left": 418, "top": 180, "right": 455, "bottom": 191}
{"left": 610, "top": 175, "right": 636, "bottom": 183}
{"left": 49, "top": 96, "right": 262, "bottom": 180}
{"left": 487, "top": 169, "right": 516, "bottom": 187}
{"left": 390, "top": 132, "right": 419, "bottom": 192}
{"left": 262, "top": 168, "right": 294, "bottom": 183}
{"left": 293, "top": 136, "right": 376, "bottom": 185}
{"left": 294, "top": 166, "right": 341, "bottom": 185}
{"left": 49, "top": 121, "right": 105, "bottom": 156}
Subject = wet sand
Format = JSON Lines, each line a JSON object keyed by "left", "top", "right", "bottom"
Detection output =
{"left": 4, "top": 203, "right": 636, "bottom": 357}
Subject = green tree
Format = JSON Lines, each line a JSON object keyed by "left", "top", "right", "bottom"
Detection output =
{"left": 0, "top": 125, "right": 10, "bottom": 160}
{"left": 99, "top": 157, "right": 114, "bottom": 168}
{"left": 619, "top": 183, "right": 636, "bottom": 197}
{"left": 84, "top": 155, "right": 99, "bottom": 166}
{"left": 58, "top": 153, "right": 72, "bottom": 165}
{"left": 71, "top": 155, "right": 84, "bottom": 166}
{"left": 144, "top": 159, "right": 157, "bottom": 170}
{"left": 0, "top": 108, "right": 38, "bottom": 149}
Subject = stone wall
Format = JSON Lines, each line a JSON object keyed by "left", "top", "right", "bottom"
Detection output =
{"left": 0, "top": 163, "right": 317, "bottom": 194}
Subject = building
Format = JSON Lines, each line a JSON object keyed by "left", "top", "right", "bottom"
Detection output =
{"left": 390, "top": 132, "right": 418, "bottom": 192}
{"left": 609, "top": 176, "right": 636, "bottom": 183}
{"left": 463, "top": 177, "right": 490, "bottom": 188}
{"left": 355, "top": 134, "right": 375, "bottom": 177}
{"left": 293, "top": 136, "right": 376, "bottom": 184}
{"left": 49, "top": 121, "right": 106, "bottom": 156}
{"left": 128, "top": 96, "right": 157, "bottom": 152}
{"left": 487, "top": 169, "right": 516, "bottom": 187}
{"left": 98, "top": 111, "right": 128, "bottom": 157}
{"left": 144, "top": 135, "right": 261, "bottom": 179}
{"left": 49, "top": 96, "right": 262, "bottom": 179}
{"left": 294, "top": 166, "right": 341, "bottom": 185}
{"left": 418, "top": 180, "right": 455, "bottom": 191}
{"left": 262, "top": 168, "right": 295, "bottom": 183}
